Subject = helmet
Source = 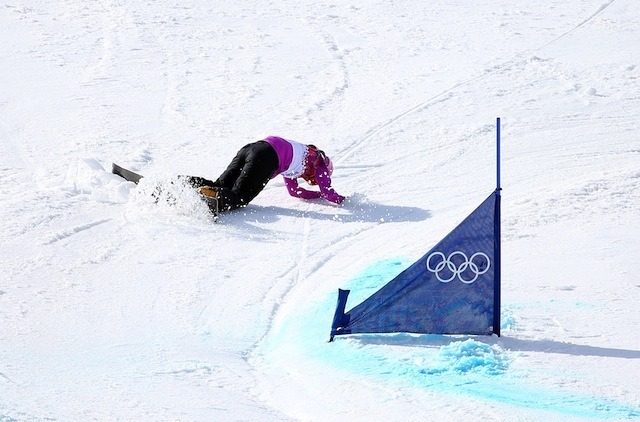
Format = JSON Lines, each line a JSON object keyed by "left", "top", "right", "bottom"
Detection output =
{"left": 302, "top": 146, "right": 334, "bottom": 185}
{"left": 324, "top": 155, "right": 334, "bottom": 177}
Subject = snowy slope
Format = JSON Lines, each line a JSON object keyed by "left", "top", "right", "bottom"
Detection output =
{"left": 1, "top": 0, "right": 639, "bottom": 420}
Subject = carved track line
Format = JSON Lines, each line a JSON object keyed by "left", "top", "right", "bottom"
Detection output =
{"left": 44, "top": 218, "right": 112, "bottom": 245}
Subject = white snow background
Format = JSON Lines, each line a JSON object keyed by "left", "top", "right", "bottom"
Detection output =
{"left": 1, "top": 1, "right": 640, "bottom": 421}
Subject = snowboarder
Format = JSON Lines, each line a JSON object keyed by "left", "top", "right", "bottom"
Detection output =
{"left": 186, "top": 136, "right": 345, "bottom": 212}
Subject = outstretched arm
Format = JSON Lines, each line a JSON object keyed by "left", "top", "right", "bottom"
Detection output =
{"left": 284, "top": 163, "right": 345, "bottom": 204}
{"left": 285, "top": 177, "right": 322, "bottom": 199}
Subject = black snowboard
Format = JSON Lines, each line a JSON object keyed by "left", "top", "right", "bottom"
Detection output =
{"left": 112, "top": 163, "right": 143, "bottom": 184}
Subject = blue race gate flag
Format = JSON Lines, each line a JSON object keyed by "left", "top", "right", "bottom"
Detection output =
{"left": 330, "top": 190, "right": 501, "bottom": 340}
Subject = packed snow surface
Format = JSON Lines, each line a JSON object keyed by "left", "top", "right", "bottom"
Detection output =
{"left": 1, "top": 0, "right": 640, "bottom": 420}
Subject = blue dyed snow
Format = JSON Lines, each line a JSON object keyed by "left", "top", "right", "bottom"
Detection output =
{"left": 274, "top": 258, "right": 640, "bottom": 420}
{"left": 424, "top": 339, "right": 509, "bottom": 375}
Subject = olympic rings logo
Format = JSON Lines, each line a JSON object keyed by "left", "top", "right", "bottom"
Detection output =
{"left": 425, "top": 251, "right": 491, "bottom": 284}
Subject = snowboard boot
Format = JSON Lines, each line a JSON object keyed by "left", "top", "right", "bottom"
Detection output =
{"left": 197, "top": 186, "right": 220, "bottom": 219}
{"left": 197, "top": 186, "right": 218, "bottom": 198}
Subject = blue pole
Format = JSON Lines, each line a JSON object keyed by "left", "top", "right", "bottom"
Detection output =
{"left": 496, "top": 117, "right": 501, "bottom": 193}
{"left": 494, "top": 117, "right": 502, "bottom": 336}
{"left": 329, "top": 289, "right": 351, "bottom": 341}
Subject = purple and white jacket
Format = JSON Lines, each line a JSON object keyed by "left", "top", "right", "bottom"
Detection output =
{"left": 263, "top": 136, "right": 344, "bottom": 204}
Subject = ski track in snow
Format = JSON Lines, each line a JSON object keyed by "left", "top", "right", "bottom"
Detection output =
{"left": 44, "top": 218, "right": 112, "bottom": 245}
{"left": 2, "top": 0, "right": 640, "bottom": 420}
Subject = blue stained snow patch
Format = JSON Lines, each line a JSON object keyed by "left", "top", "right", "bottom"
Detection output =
{"left": 266, "top": 258, "right": 640, "bottom": 420}
{"left": 424, "top": 339, "right": 509, "bottom": 375}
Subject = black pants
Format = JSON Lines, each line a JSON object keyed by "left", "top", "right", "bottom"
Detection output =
{"left": 182, "top": 141, "right": 279, "bottom": 212}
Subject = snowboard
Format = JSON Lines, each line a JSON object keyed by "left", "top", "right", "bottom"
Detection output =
{"left": 111, "top": 163, "right": 219, "bottom": 219}
{"left": 112, "top": 163, "right": 143, "bottom": 184}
